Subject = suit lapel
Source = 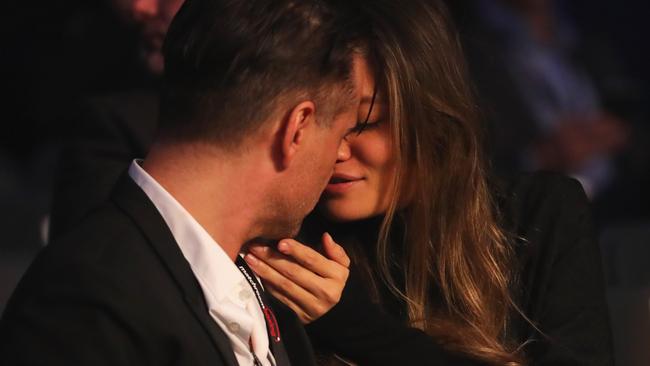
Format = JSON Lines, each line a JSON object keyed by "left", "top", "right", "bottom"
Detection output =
{"left": 110, "top": 173, "right": 239, "bottom": 366}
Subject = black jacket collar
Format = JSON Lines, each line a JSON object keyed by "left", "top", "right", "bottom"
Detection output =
{"left": 110, "top": 172, "right": 240, "bottom": 366}
{"left": 109, "top": 172, "right": 317, "bottom": 366}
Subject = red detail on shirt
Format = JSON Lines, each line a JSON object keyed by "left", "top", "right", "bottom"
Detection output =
{"left": 263, "top": 307, "right": 281, "bottom": 342}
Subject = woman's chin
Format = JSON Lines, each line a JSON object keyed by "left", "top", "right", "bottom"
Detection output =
{"left": 318, "top": 200, "right": 375, "bottom": 223}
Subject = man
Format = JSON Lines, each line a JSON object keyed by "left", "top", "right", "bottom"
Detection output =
{"left": 0, "top": 0, "right": 362, "bottom": 364}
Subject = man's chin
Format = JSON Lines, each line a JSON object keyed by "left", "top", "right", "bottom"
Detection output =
{"left": 274, "top": 224, "right": 301, "bottom": 241}
{"left": 256, "top": 219, "right": 302, "bottom": 243}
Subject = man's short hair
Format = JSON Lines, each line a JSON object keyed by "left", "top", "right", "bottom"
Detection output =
{"left": 159, "top": 0, "right": 358, "bottom": 148}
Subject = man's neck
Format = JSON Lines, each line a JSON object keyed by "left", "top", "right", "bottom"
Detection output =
{"left": 142, "top": 143, "right": 269, "bottom": 261}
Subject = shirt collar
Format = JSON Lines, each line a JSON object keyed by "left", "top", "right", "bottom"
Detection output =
{"left": 128, "top": 159, "right": 244, "bottom": 305}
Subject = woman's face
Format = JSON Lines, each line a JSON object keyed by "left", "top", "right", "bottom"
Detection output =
{"left": 319, "top": 57, "right": 398, "bottom": 222}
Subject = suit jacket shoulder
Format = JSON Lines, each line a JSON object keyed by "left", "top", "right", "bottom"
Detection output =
{"left": 0, "top": 175, "right": 237, "bottom": 365}
{"left": 1, "top": 174, "right": 316, "bottom": 366}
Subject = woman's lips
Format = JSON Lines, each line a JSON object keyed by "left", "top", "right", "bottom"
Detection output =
{"left": 324, "top": 174, "right": 363, "bottom": 194}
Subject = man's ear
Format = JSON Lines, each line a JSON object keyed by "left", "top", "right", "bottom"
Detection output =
{"left": 279, "top": 101, "right": 316, "bottom": 169}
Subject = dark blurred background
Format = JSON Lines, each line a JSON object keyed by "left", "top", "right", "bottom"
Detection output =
{"left": 1, "top": 0, "right": 648, "bottom": 364}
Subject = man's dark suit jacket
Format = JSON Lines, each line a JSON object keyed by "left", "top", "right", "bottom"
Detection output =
{"left": 0, "top": 173, "right": 316, "bottom": 366}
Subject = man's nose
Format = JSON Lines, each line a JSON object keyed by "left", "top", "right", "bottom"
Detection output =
{"left": 133, "top": 0, "right": 160, "bottom": 21}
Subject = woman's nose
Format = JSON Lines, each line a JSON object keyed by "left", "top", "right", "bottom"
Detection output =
{"left": 337, "top": 138, "right": 352, "bottom": 162}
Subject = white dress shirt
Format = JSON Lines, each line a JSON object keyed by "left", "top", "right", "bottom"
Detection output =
{"left": 129, "top": 160, "right": 275, "bottom": 366}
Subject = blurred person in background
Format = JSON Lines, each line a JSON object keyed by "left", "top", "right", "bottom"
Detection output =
{"left": 454, "top": 0, "right": 649, "bottom": 224}
{"left": 48, "top": 0, "right": 184, "bottom": 240}
{"left": 110, "top": 0, "right": 185, "bottom": 76}
{"left": 0, "top": 0, "right": 184, "bottom": 314}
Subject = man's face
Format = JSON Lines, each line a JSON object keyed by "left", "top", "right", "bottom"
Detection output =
{"left": 111, "top": 0, "right": 184, "bottom": 75}
{"left": 263, "top": 56, "right": 367, "bottom": 239}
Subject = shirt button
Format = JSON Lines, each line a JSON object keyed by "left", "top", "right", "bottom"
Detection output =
{"left": 239, "top": 289, "right": 253, "bottom": 301}
{"left": 228, "top": 322, "right": 240, "bottom": 333}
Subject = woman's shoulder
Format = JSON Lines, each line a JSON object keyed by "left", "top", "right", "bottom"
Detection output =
{"left": 492, "top": 176, "right": 613, "bottom": 364}
{"left": 491, "top": 171, "right": 599, "bottom": 278}
{"left": 493, "top": 171, "right": 591, "bottom": 236}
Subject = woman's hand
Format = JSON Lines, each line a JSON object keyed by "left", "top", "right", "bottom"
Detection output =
{"left": 244, "top": 233, "right": 350, "bottom": 324}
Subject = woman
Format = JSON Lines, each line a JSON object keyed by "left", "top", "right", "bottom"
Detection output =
{"left": 244, "top": 0, "right": 614, "bottom": 364}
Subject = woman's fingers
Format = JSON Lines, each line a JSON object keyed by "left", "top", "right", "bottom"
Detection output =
{"left": 276, "top": 237, "right": 349, "bottom": 280}
{"left": 244, "top": 252, "right": 326, "bottom": 323}
{"left": 247, "top": 245, "right": 332, "bottom": 298}
{"left": 263, "top": 283, "right": 323, "bottom": 324}
{"left": 244, "top": 235, "right": 351, "bottom": 323}
{"left": 262, "top": 284, "right": 308, "bottom": 322}
{"left": 322, "top": 232, "right": 351, "bottom": 268}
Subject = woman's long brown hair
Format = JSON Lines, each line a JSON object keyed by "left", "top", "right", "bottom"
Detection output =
{"left": 347, "top": 1, "right": 524, "bottom": 364}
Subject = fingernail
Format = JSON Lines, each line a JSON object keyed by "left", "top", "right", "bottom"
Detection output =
{"left": 324, "top": 232, "right": 334, "bottom": 243}
{"left": 245, "top": 253, "right": 258, "bottom": 265}
{"left": 278, "top": 241, "right": 290, "bottom": 252}
{"left": 250, "top": 245, "right": 267, "bottom": 254}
